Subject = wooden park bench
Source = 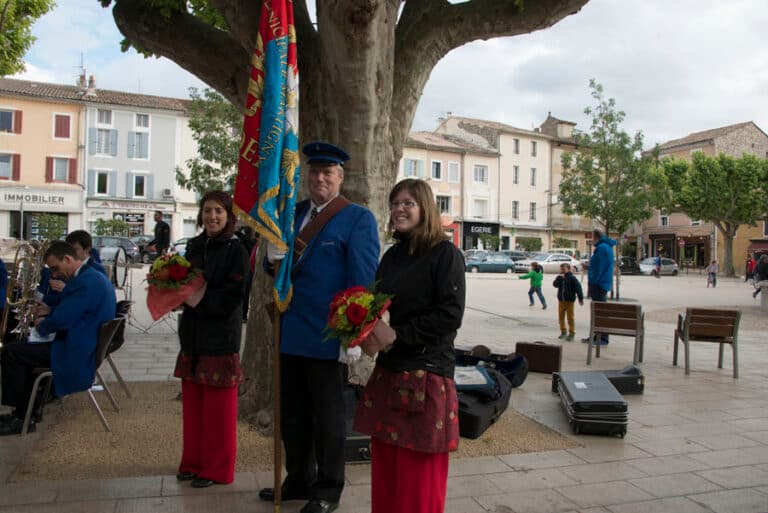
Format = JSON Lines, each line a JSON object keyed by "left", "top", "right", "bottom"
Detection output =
{"left": 586, "top": 302, "right": 644, "bottom": 366}
{"left": 673, "top": 308, "right": 741, "bottom": 379}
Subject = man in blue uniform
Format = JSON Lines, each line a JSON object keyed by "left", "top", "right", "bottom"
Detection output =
{"left": 39, "top": 230, "right": 108, "bottom": 307}
{"left": 259, "top": 142, "right": 379, "bottom": 513}
{"left": 0, "top": 241, "right": 115, "bottom": 435}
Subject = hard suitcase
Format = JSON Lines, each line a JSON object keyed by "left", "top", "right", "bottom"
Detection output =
{"left": 457, "top": 368, "right": 512, "bottom": 439}
{"left": 552, "top": 371, "right": 628, "bottom": 438}
{"left": 515, "top": 341, "right": 562, "bottom": 374}
{"left": 455, "top": 350, "right": 529, "bottom": 388}
{"left": 343, "top": 384, "right": 372, "bottom": 463}
{"left": 551, "top": 365, "right": 644, "bottom": 395}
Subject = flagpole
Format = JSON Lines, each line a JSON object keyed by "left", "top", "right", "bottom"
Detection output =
{"left": 273, "top": 265, "right": 283, "bottom": 513}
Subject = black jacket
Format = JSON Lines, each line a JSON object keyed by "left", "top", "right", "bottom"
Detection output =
{"left": 375, "top": 238, "right": 465, "bottom": 379}
{"left": 553, "top": 273, "right": 584, "bottom": 302}
{"left": 756, "top": 261, "right": 768, "bottom": 282}
{"left": 150, "top": 220, "right": 171, "bottom": 251}
{"left": 178, "top": 232, "right": 249, "bottom": 356}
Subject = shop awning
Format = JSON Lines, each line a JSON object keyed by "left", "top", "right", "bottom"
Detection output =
{"left": 747, "top": 240, "right": 768, "bottom": 253}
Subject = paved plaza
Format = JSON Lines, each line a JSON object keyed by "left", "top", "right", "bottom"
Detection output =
{"left": 1, "top": 269, "right": 767, "bottom": 513}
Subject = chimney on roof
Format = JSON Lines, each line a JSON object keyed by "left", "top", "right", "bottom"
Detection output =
{"left": 86, "top": 75, "right": 96, "bottom": 96}
{"left": 77, "top": 70, "right": 87, "bottom": 89}
{"left": 446, "top": 111, "right": 452, "bottom": 117}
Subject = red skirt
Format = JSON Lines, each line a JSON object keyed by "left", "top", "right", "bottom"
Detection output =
{"left": 353, "top": 366, "right": 459, "bottom": 454}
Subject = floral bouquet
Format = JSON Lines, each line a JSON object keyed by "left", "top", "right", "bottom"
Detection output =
{"left": 146, "top": 255, "right": 206, "bottom": 320}
{"left": 325, "top": 285, "right": 393, "bottom": 349}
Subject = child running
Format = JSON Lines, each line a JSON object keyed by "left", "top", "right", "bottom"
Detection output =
{"left": 519, "top": 262, "right": 547, "bottom": 309}
{"left": 706, "top": 260, "right": 718, "bottom": 288}
{"left": 553, "top": 263, "right": 584, "bottom": 341}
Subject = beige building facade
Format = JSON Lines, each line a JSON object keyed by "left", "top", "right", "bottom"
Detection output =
{"left": 399, "top": 132, "right": 499, "bottom": 249}
{"left": 0, "top": 94, "right": 85, "bottom": 238}
{"left": 635, "top": 122, "right": 768, "bottom": 270}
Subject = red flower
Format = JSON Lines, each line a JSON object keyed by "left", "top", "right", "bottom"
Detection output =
{"left": 330, "top": 291, "right": 349, "bottom": 311}
{"left": 346, "top": 286, "right": 369, "bottom": 295}
{"left": 345, "top": 302, "right": 369, "bottom": 326}
{"left": 168, "top": 264, "right": 189, "bottom": 281}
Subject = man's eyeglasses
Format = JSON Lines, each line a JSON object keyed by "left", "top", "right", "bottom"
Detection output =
{"left": 389, "top": 200, "right": 418, "bottom": 210}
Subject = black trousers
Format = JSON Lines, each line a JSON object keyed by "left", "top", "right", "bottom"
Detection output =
{"left": 280, "top": 353, "right": 346, "bottom": 503}
{"left": 1, "top": 341, "right": 52, "bottom": 417}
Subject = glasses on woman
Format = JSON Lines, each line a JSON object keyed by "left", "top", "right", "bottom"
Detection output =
{"left": 389, "top": 200, "right": 418, "bottom": 210}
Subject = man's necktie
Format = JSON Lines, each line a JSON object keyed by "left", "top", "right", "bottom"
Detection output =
{"left": 310, "top": 207, "right": 319, "bottom": 221}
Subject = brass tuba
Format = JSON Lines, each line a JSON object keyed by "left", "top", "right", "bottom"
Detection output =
{"left": 0, "top": 239, "right": 50, "bottom": 349}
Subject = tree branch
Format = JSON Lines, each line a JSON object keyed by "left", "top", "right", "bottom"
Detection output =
{"left": 111, "top": 0, "right": 250, "bottom": 107}
{"left": 208, "top": 0, "right": 262, "bottom": 53}
{"left": 391, "top": 0, "right": 589, "bottom": 148}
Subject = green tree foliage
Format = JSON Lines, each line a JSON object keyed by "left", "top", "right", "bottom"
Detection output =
{"left": 559, "top": 80, "right": 662, "bottom": 237}
{"left": 35, "top": 213, "right": 66, "bottom": 240}
{"left": 479, "top": 234, "right": 500, "bottom": 252}
{"left": 0, "top": 0, "right": 55, "bottom": 76}
{"left": 176, "top": 87, "right": 241, "bottom": 195}
{"left": 552, "top": 237, "right": 573, "bottom": 248}
{"left": 517, "top": 237, "right": 542, "bottom": 252}
{"left": 659, "top": 152, "right": 768, "bottom": 276}
{"left": 94, "top": 218, "right": 129, "bottom": 236}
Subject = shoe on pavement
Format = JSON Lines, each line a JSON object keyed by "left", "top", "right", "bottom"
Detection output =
{"left": 300, "top": 499, "right": 339, "bottom": 513}
{"left": 542, "top": 305, "right": 547, "bottom": 310}
{"left": 190, "top": 478, "right": 215, "bottom": 488}
{"left": 259, "top": 487, "right": 311, "bottom": 502}
{"left": 0, "top": 416, "right": 33, "bottom": 436}
{"left": 558, "top": 333, "right": 567, "bottom": 340}
{"left": 176, "top": 472, "right": 196, "bottom": 481}
{"left": 566, "top": 334, "right": 574, "bottom": 342}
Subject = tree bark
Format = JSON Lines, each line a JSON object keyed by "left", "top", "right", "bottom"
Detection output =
{"left": 108, "top": 0, "right": 589, "bottom": 430}
{"left": 715, "top": 221, "right": 737, "bottom": 277}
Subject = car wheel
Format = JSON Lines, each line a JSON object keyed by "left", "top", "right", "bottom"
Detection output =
{"left": 505, "top": 267, "right": 513, "bottom": 274}
{"left": 142, "top": 253, "right": 151, "bottom": 264}
{"left": 471, "top": 267, "right": 479, "bottom": 273}
{"left": 672, "top": 269, "right": 678, "bottom": 276}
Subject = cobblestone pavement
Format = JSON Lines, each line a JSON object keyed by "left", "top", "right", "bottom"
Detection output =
{"left": 1, "top": 270, "right": 767, "bottom": 513}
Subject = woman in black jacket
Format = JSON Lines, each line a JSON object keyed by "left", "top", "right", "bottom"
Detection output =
{"left": 354, "top": 178, "right": 466, "bottom": 513}
{"left": 174, "top": 190, "right": 249, "bottom": 488}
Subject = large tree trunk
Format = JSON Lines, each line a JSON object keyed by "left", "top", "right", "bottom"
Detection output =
{"left": 109, "top": 0, "right": 589, "bottom": 432}
{"left": 716, "top": 221, "right": 737, "bottom": 277}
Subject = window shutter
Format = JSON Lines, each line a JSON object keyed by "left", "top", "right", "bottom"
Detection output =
{"left": 127, "top": 132, "right": 135, "bottom": 158}
{"left": 45, "top": 157, "right": 53, "bottom": 183}
{"left": 13, "top": 111, "right": 22, "bottom": 134}
{"left": 108, "top": 171, "right": 117, "bottom": 196}
{"left": 110, "top": 129, "right": 118, "bottom": 156}
{"left": 68, "top": 158, "right": 77, "bottom": 184}
{"left": 417, "top": 160, "right": 424, "bottom": 178}
{"left": 126, "top": 172, "right": 133, "bottom": 198}
{"left": 139, "top": 133, "right": 149, "bottom": 159}
{"left": 87, "top": 169, "right": 96, "bottom": 194}
{"left": 11, "top": 154, "right": 20, "bottom": 181}
{"left": 145, "top": 175, "right": 154, "bottom": 199}
{"left": 88, "top": 128, "right": 97, "bottom": 155}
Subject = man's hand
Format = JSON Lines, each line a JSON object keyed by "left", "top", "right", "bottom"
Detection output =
{"left": 34, "top": 303, "right": 51, "bottom": 318}
{"left": 49, "top": 279, "right": 66, "bottom": 292}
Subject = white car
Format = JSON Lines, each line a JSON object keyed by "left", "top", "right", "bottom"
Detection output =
{"left": 515, "top": 253, "right": 581, "bottom": 274}
{"left": 639, "top": 257, "right": 679, "bottom": 276}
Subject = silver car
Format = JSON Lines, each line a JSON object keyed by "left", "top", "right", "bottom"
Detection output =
{"left": 639, "top": 257, "right": 679, "bottom": 276}
{"left": 515, "top": 253, "right": 581, "bottom": 274}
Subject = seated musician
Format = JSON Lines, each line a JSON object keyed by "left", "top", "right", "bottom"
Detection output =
{"left": 39, "top": 231, "right": 108, "bottom": 307}
{"left": 0, "top": 241, "right": 115, "bottom": 435}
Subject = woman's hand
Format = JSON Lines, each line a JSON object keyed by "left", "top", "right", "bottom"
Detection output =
{"left": 360, "top": 312, "right": 396, "bottom": 357}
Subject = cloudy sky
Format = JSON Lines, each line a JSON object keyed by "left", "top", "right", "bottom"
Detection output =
{"left": 16, "top": 0, "right": 768, "bottom": 148}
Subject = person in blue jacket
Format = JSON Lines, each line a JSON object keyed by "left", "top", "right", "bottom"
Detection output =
{"left": 0, "top": 241, "right": 115, "bottom": 435}
{"left": 585, "top": 229, "right": 616, "bottom": 345}
{"left": 258, "top": 142, "right": 380, "bottom": 513}
{"left": 39, "top": 231, "right": 108, "bottom": 307}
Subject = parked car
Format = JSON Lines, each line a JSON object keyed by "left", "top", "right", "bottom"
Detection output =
{"left": 130, "top": 234, "right": 158, "bottom": 264}
{"left": 464, "top": 249, "right": 490, "bottom": 261}
{"left": 92, "top": 236, "right": 141, "bottom": 264}
{"left": 618, "top": 256, "right": 641, "bottom": 275}
{"left": 498, "top": 250, "right": 528, "bottom": 261}
{"left": 549, "top": 248, "right": 580, "bottom": 258}
{"left": 515, "top": 252, "right": 581, "bottom": 274}
{"left": 639, "top": 257, "right": 679, "bottom": 276}
{"left": 465, "top": 254, "right": 516, "bottom": 274}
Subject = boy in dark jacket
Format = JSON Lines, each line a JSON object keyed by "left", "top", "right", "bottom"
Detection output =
{"left": 553, "top": 263, "right": 584, "bottom": 341}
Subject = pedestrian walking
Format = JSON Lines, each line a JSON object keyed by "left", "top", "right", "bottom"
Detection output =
{"left": 519, "top": 262, "right": 546, "bottom": 309}
{"left": 706, "top": 260, "right": 718, "bottom": 288}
